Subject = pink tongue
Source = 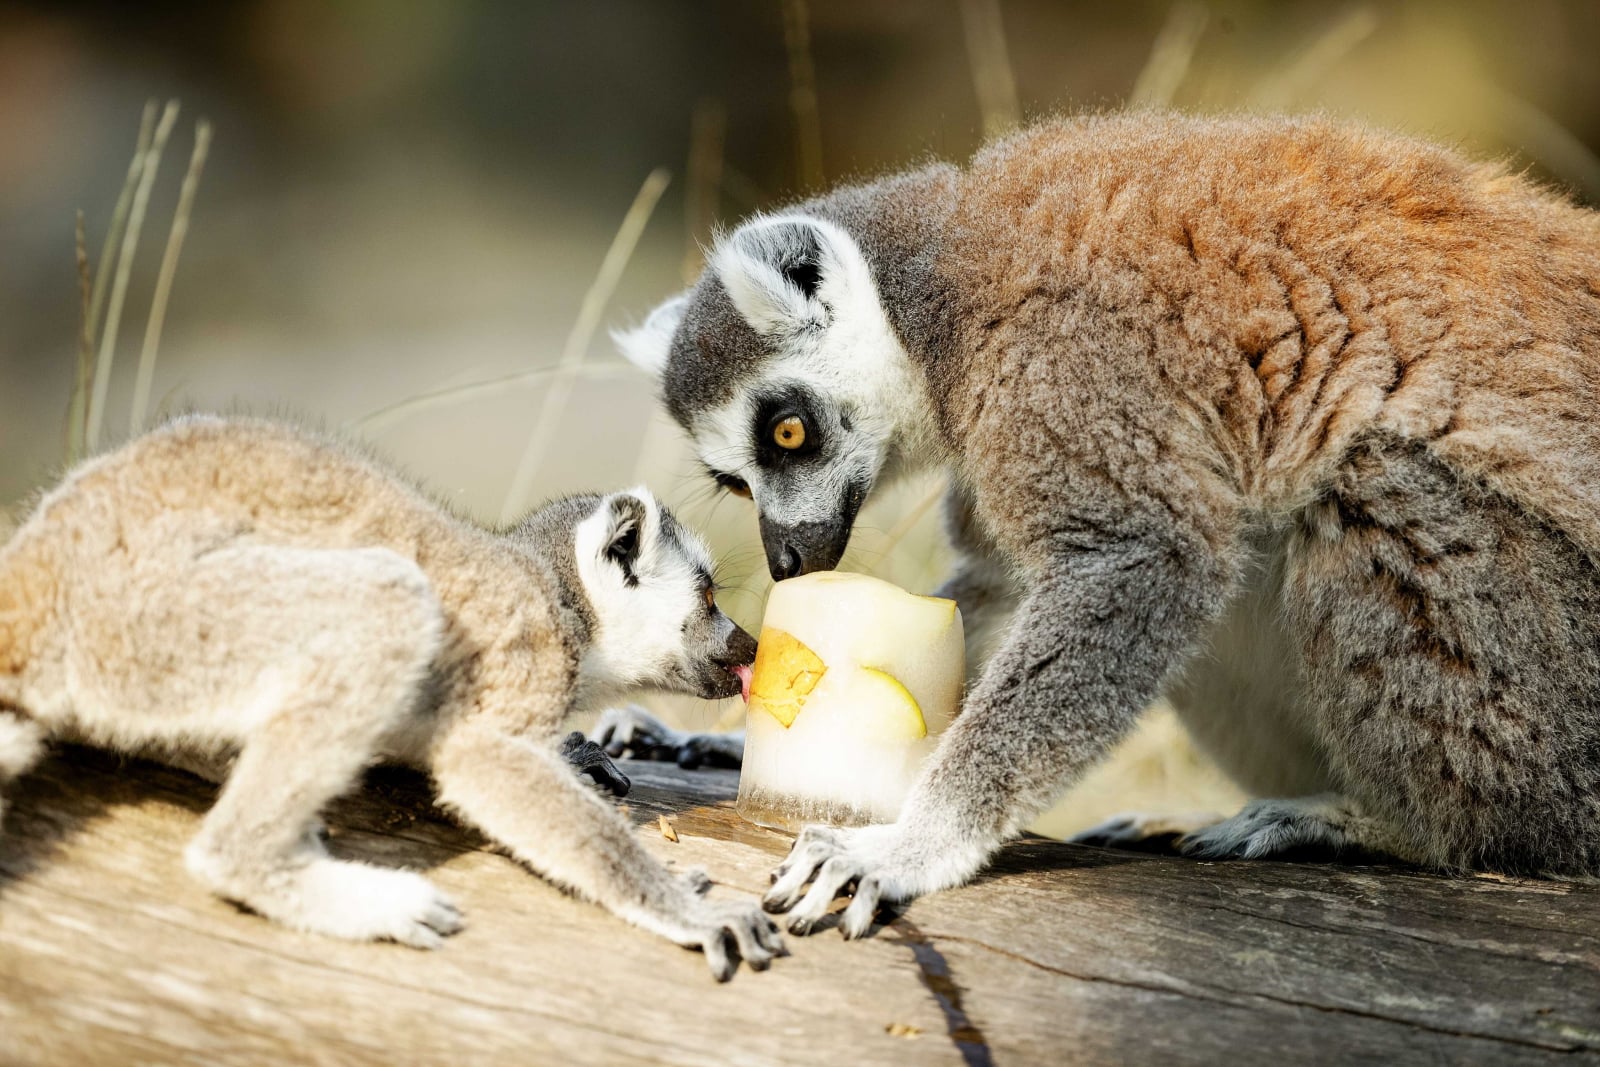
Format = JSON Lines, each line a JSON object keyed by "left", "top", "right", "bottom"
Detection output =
{"left": 733, "top": 664, "right": 753, "bottom": 704}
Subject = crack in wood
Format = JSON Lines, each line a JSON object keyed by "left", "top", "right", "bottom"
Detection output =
{"left": 917, "top": 928, "right": 1595, "bottom": 1055}
{"left": 888, "top": 918, "right": 994, "bottom": 1067}
{"left": 1196, "top": 897, "right": 1600, "bottom": 973}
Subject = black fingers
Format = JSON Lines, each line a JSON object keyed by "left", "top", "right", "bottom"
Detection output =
{"left": 559, "top": 731, "right": 632, "bottom": 797}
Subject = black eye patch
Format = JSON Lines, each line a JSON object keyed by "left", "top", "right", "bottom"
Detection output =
{"left": 750, "top": 384, "right": 829, "bottom": 463}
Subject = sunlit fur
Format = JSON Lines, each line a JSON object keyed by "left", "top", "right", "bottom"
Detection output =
{"left": 0, "top": 416, "right": 776, "bottom": 977}
{"left": 625, "top": 114, "right": 1600, "bottom": 933}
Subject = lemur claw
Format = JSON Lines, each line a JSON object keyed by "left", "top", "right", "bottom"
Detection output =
{"left": 763, "top": 824, "right": 910, "bottom": 939}
{"left": 559, "top": 731, "right": 631, "bottom": 797}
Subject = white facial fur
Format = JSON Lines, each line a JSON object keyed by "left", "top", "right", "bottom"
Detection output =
{"left": 571, "top": 488, "right": 716, "bottom": 704}
{"left": 620, "top": 213, "right": 944, "bottom": 529}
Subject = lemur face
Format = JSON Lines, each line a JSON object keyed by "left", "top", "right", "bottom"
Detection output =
{"left": 617, "top": 215, "right": 932, "bottom": 581}
{"left": 564, "top": 491, "right": 756, "bottom": 701}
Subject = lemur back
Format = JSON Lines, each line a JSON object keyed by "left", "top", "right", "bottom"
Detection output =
{"left": 852, "top": 115, "right": 1600, "bottom": 555}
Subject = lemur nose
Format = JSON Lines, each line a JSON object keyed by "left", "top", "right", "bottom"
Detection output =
{"left": 772, "top": 545, "right": 802, "bottom": 581}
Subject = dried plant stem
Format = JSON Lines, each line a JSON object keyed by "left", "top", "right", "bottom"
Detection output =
{"left": 781, "top": 0, "right": 824, "bottom": 190}
{"left": 1129, "top": 1, "right": 1209, "bottom": 109}
{"left": 1248, "top": 6, "right": 1377, "bottom": 110}
{"left": 346, "top": 363, "right": 636, "bottom": 438}
{"left": 876, "top": 477, "right": 948, "bottom": 558}
{"left": 1486, "top": 88, "right": 1600, "bottom": 204}
{"left": 719, "top": 164, "right": 766, "bottom": 211}
{"left": 497, "top": 168, "right": 672, "bottom": 526}
{"left": 682, "top": 97, "right": 726, "bottom": 284}
{"left": 88, "top": 99, "right": 180, "bottom": 451}
{"left": 66, "top": 211, "right": 94, "bottom": 465}
{"left": 130, "top": 120, "right": 212, "bottom": 434}
{"left": 87, "top": 100, "right": 157, "bottom": 347}
{"left": 959, "top": 0, "right": 1021, "bottom": 138}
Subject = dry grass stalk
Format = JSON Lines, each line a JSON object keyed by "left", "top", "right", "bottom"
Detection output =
{"left": 1129, "top": 1, "right": 1209, "bottom": 109}
{"left": 73, "top": 101, "right": 158, "bottom": 461}
{"left": 88, "top": 99, "right": 180, "bottom": 451}
{"left": 657, "top": 815, "right": 678, "bottom": 843}
{"left": 498, "top": 167, "right": 673, "bottom": 525}
{"left": 959, "top": 0, "right": 1021, "bottom": 138}
{"left": 87, "top": 100, "right": 157, "bottom": 347}
{"left": 682, "top": 97, "right": 726, "bottom": 285}
{"left": 1486, "top": 88, "right": 1600, "bottom": 204}
{"left": 876, "top": 478, "right": 948, "bottom": 558}
{"left": 346, "top": 363, "right": 636, "bottom": 438}
{"left": 1248, "top": 6, "right": 1378, "bottom": 110}
{"left": 67, "top": 211, "right": 94, "bottom": 465}
{"left": 130, "top": 120, "right": 212, "bottom": 434}
{"left": 781, "top": 0, "right": 824, "bottom": 190}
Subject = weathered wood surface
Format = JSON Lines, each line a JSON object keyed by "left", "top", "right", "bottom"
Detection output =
{"left": 1, "top": 747, "right": 1597, "bottom": 1066}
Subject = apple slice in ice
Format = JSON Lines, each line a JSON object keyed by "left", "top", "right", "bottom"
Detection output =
{"left": 849, "top": 667, "right": 927, "bottom": 742}
{"left": 736, "top": 571, "right": 964, "bottom": 830}
{"left": 748, "top": 628, "right": 827, "bottom": 727}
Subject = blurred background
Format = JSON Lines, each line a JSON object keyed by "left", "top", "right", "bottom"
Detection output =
{"left": 3, "top": 0, "right": 1598, "bottom": 834}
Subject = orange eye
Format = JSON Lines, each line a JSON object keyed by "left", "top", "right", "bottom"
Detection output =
{"left": 773, "top": 416, "right": 806, "bottom": 450}
{"left": 703, "top": 587, "right": 717, "bottom": 611}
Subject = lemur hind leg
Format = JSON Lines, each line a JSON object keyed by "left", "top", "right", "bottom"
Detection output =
{"left": 1072, "top": 809, "right": 1227, "bottom": 852}
{"left": 1231, "top": 437, "right": 1600, "bottom": 874}
{"left": 1179, "top": 793, "right": 1410, "bottom": 861}
{"left": 162, "top": 545, "right": 463, "bottom": 947}
{"left": 591, "top": 704, "right": 745, "bottom": 770}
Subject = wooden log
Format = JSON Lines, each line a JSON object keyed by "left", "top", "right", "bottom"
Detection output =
{"left": 0, "top": 746, "right": 1596, "bottom": 1066}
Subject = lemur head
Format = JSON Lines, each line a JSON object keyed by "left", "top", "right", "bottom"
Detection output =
{"left": 616, "top": 213, "right": 938, "bottom": 581}
{"left": 512, "top": 490, "right": 756, "bottom": 705}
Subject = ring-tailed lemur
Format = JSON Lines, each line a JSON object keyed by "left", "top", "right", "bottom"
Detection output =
{"left": 0, "top": 415, "right": 782, "bottom": 979}
{"left": 617, "top": 112, "right": 1600, "bottom": 937}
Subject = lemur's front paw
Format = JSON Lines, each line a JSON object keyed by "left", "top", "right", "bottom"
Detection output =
{"left": 666, "top": 883, "right": 787, "bottom": 982}
{"left": 763, "top": 824, "right": 919, "bottom": 940}
{"left": 592, "top": 705, "right": 685, "bottom": 762}
{"left": 558, "top": 731, "right": 631, "bottom": 796}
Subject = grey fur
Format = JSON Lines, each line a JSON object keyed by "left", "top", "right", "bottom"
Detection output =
{"left": 621, "top": 114, "right": 1600, "bottom": 933}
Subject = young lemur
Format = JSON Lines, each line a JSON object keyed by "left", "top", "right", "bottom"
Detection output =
{"left": 617, "top": 112, "right": 1600, "bottom": 937}
{"left": 0, "top": 415, "right": 782, "bottom": 979}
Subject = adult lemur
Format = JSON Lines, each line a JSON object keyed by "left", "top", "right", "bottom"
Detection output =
{"left": 617, "top": 112, "right": 1600, "bottom": 938}
{"left": 0, "top": 416, "right": 782, "bottom": 978}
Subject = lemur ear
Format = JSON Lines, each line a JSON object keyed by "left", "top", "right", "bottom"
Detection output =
{"left": 713, "top": 217, "right": 831, "bottom": 337}
{"left": 613, "top": 293, "right": 689, "bottom": 378}
{"left": 601, "top": 493, "right": 649, "bottom": 586}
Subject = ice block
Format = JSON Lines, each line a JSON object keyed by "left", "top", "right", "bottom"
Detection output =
{"left": 735, "top": 571, "right": 965, "bottom": 831}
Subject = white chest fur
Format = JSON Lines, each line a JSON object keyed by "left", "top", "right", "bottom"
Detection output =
{"left": 1166, "top": 527, "right": 1333, "bottom": 799}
